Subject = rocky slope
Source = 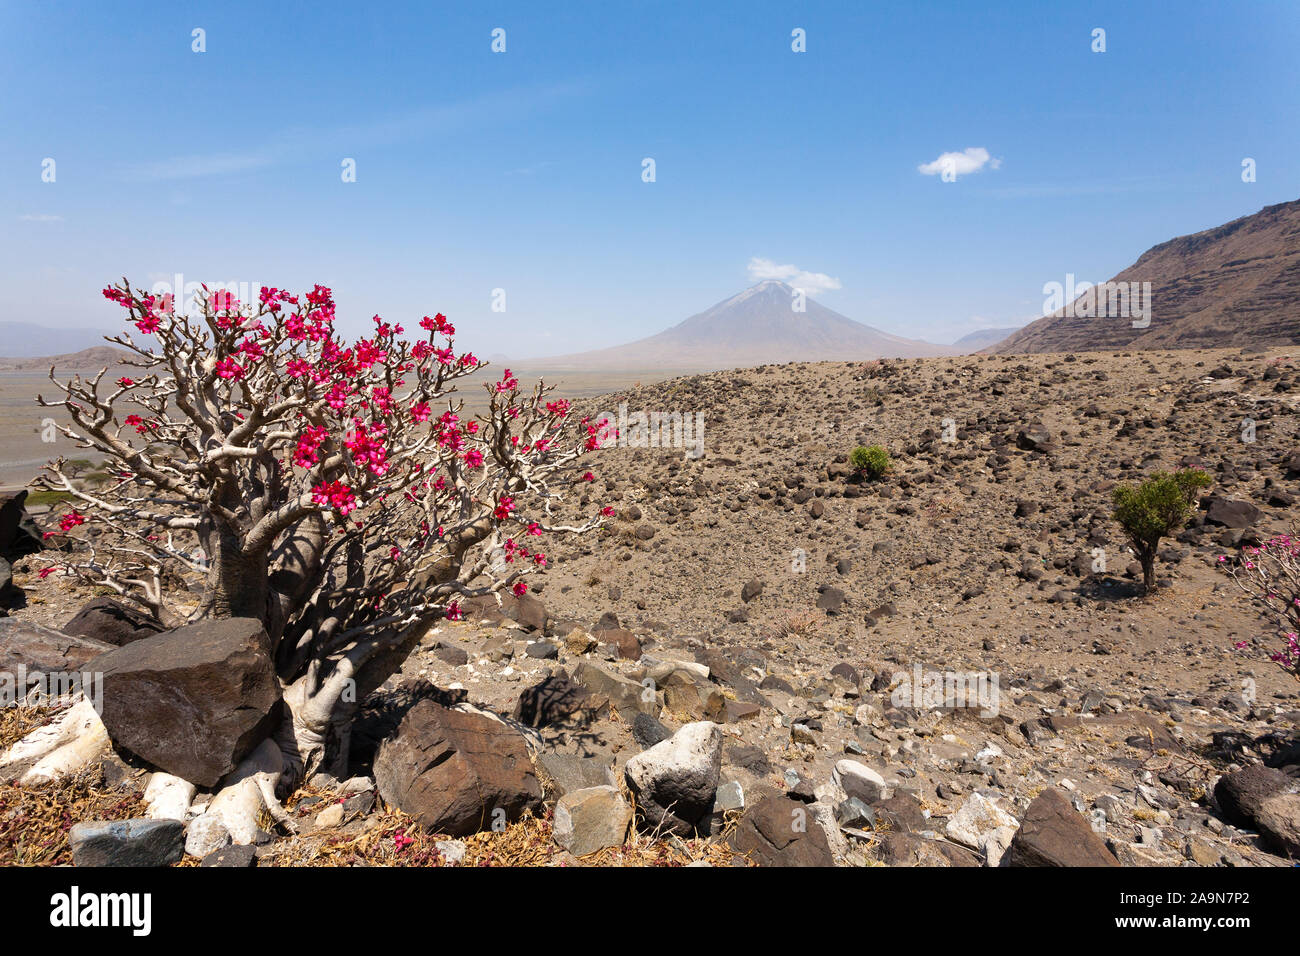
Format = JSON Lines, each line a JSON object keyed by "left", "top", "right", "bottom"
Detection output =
{"left": 992, "top": 198, "right": 1300, "bottom": 354}
{"left": 2, "top": 346, "right": 1298, "bottom": 867}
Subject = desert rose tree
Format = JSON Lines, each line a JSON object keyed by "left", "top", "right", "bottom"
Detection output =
{"left": 1222, "top": 534, "right": 1300, "bottom": 682}
{"left": 31, "top": 280, "right": 612, "bottom": 785}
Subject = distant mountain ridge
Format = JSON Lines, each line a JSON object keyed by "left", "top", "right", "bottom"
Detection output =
{"left": 533, "top": 280, "right": 956, "bottom": 370}
{"left": 952, "top": 327, "right": 1021, "bottom": 350}
{"left": 0, "top": 321, "right": 116, "bottom": 358}
{"left": 0, "top": 345, "right": 130, "bottom": 371}
{"left": 991, "top": 198, "right": 1300, "bottom": 354}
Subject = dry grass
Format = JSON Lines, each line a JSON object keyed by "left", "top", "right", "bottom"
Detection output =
{"left": 0, "top": 770, "right": 147, "bottom": 866}
{"left": 254, "top": 792, "right": 750, "bottom": 867}
{"left": 769, "top": 609, "right": 821, "bottom": 640}
{"left": 0, "top": 705, "right": 58, "bottom": 754}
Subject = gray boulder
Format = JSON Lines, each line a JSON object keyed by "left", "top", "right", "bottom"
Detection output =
{"left": 624, "top": 720, "right": 722, "bottom": 836}
{"left": 69, "top": 819, "right": 184, "bottom": 867}
{"left": 92, "top": 618, "right": 281, "bottom": 787}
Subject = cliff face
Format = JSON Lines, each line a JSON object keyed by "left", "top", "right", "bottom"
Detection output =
{"left": 991, "top": 198, "right": 1300, "bottom": 354}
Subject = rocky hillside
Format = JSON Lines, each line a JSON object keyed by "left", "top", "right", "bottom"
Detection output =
{"left": 992, "top": 198, "right": 1300, "bottom": 354}
{"left": 2, "top": 348, "right": 1299, "bottom": 868}
{"left": 0, "top": 345, "right": 130, "bottom": 371}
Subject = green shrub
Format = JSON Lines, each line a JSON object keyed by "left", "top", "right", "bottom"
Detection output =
{"left": 849, "top": 445, "right": 890, "bottom": 479}
{"left": 1111, "top": 468, "right": 1211, "bottom": 590}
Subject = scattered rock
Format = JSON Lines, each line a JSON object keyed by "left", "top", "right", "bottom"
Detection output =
{"left": 373, "top": 699, "right": 543, "bottom": 837}
{"left": 69, "top": 819, "right": 184, "bottom": 867}
{"left": 62, "top": 597, "right": 165, "bottom": 647}
{"left": 1005, "top": 788, "right": 1120, "bottom": 867}
{"left": 624, "top": 721, "right": 723, "bottom": 836}
{"left": 553, "top": 786, "right": 633, "bottom": 857}
{"left": 92, "top": 617, "right": 282, "bottom": 788}
{"left": 728, "top": 794, "right": 835, "bottom": 866}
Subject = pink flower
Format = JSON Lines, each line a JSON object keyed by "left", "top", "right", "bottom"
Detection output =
{"left": 214, "top": 357, "right": 245, "bottom": 380}
{"left": 496, "top": 369, "right": 519, "bottom": 393}
{"left": 294, "top": 425, "right": 329, "bottom": 469}
{"left": 311, "top": 480, "right": 357, "bottom": 515}
{"left": 512, "top": 581, "right": 528, "bottom": 597}
{"left": 446, "top": 601, "right": 463, "bottom": 621}
{"left": 58, "top": 510, "right": 87, "bottom": 533}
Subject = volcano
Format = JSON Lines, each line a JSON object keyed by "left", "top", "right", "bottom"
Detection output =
{"left": 532, "top": 280, "right": 956, "bottom": 370}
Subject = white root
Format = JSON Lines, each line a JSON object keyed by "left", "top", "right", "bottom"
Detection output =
{"left": 143, "top": 772, "right": 196, "bottom": 820}
{"left": 196, "top": 739, "right": 296, "bottom": 845}
{"left": 0, "top": 698, "right": 102, "bottom": 771}
{"left": 20, "top": 715, "right": 110, "bottom": 785}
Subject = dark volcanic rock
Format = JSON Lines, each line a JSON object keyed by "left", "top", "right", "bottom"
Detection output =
{"left": 728, "top": 794, "right": 834, "bottom": 866}
{"left": 68, "top": 819, "right": 184, "bottom": 867}
{"left": 1005, "top": 788, "right": 1119, "bottom": 867}
{"left": 1205, "top": 496, "right": 1260, "bottom": 529}
{"left": 0, "top": 618, "right": 113, "bottom": 678}
{"left": 62, "top": 597, "right": 165, "bottom": 647}
{"left": 374, "top": 699, "right": 542, "bottom": 836}
{"left": 1016, "top": 424, "right": 1054, "bottom": 453}
{"left": 92, "top": 618, "right": 282, "bottom": 788}
{"left": 1214, "top": 765, "right": 1297, "bottom": 829}
{"left": 631, "top": 711, "right": 672, "bottom": 749}
{"left": 0, "top": 490, "right": 43, "bottom": 561}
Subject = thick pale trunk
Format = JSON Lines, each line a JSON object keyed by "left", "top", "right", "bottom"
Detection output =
{"left": 201, "top": 519, "right": 271, "bottom": 622}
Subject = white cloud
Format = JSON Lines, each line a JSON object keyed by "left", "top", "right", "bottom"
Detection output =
{"left": 917, "top": 147, "right": 1000, "bottom": 178}
{"left": 19, "top": 213, "right": 63, "bottom": 222}
{"left": 746, "top": 257, "right": 842, "bottom": 295}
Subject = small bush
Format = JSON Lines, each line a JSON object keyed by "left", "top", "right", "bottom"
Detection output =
{"left": 850, "top": 445, "right": 889, "bottom": 479}
{"left": 1112, "top": 468, "right": 1211, "bottom": 590}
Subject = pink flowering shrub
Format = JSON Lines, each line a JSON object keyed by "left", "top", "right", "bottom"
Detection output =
{"left": 35, "top": 280, "right": 612, "bottom": 778}
{"left": 1222, "top": 533, "right": 1300, "bottom": 680}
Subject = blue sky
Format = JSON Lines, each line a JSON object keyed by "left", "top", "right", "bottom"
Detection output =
{"left": 2, "top": 0, "right": 1297, "bottom": 356}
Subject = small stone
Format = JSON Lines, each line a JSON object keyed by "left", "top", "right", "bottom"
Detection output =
{"left": 315, "top": 802, "right": 345, "bottom": 828}
{"left": 69, "top": 819, "right": 184, "bottom": 867}
{"left": 436, "top": 839, "right": 467, "bottom": 864}
{"left": 200, "top": 844, "right": 257, "bottom": 867}
{"left": 832, "top": 759, "right": 889, "bottom": 804}
{"left": 553, "top": 786, "right": 633, "bottom": 857}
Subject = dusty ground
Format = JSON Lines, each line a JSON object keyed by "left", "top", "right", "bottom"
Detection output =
{"left": 4, "top": 345, "right": 1299, "bottom": 867}
{"left": 530, "top": 346, "right": 1300, "bottom": 710}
